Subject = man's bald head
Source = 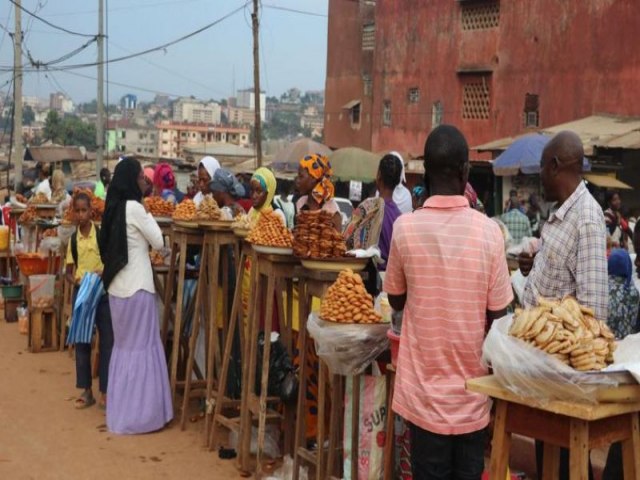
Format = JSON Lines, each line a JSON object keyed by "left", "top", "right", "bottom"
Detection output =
{"left": 543, "top": 131, "right": 584, "bottom": 173}
{"left": 540, "top": 131, "right": 585, "bottom": 203}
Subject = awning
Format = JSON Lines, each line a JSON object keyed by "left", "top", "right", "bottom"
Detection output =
{"left": 584, "top": 173, "right": 632, "bottom": 190}
{"left": 342, "top": 99, "right": 361, "bottom": 110}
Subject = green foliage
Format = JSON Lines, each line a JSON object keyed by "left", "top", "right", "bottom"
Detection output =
{"left": 263, "top": 111, "right": 305, "bottom": 140}
{"left": 42, "top": 111, "right": 97, "bottom": 148}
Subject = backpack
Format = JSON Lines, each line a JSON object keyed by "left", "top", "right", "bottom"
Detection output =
{"left": 70, "top": 224, "right": 100, "bottom": 267}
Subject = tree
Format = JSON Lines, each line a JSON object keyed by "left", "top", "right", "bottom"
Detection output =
{"left": 23, "top": 105, "right": 35, "bottom": 126}
{"left": 43, "top": 110, "right": 63, "bottom": 143}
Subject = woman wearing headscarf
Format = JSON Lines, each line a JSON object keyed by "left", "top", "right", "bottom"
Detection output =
{"left": 606, "top": 248, "right": 639, "bottom": 339}
{"left": 152, "top": 163, "right": 178, "bottom": 204}
{"left": 193, "top": 156, "right": 221, "bottom": 207}
{"left": 388, "top": 151, "right": 413, "bottom": 214}
{"left": 142, "top": 167, "right": 154, "bottom": 198}
{"left": 210, "top": 168, "right": 247, "bottom": 219}
{"left": 50, "top": 169, "right": 70, "bottom": 204}
{"left": 295, "top": 153, "right": 341, "bottom": 231}
{"left": 100, "top": 157, "right": 172, "bottom": 434}
{"left": 249, "top": 167, "right": 286, "bottom": 226}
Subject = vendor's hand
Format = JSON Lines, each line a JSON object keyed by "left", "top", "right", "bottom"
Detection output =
{"left": 518, "top": 252, "right": 536, "bottom": 277}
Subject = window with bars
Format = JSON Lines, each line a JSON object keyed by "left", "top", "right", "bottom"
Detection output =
{"left": 362, "top": 23, "right": 375, "bottom": 51}
{"left": 408, "top": 88, "right": 420, "bottom": 104}
{"left": 461, "top": 2, "right": 500, "bottom": 31}
{"left": 383, "top": 100, "right": 392, "bottom": 126}
{"left": 524, "top": 93, "right": 539, "bottom": 128}
{"left": 462, "top": 78, "right": 491, "bottom": 120}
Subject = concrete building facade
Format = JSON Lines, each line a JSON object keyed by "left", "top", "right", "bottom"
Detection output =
{"left": 156, "top": 121, "right": 250, "bottom": 159}
{"left": 236, "top": 88, "right": 266, "bottom": 122}
{"left": 172, "top": 98, "right": 221, "bottom": 124}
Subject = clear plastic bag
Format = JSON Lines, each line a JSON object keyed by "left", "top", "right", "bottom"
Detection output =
{"left": 229, "top": 425, "right": 280, "bottom": 460}
{"left": 307, "top": 313, "right": 389, "bottom": 376}
{"left": 482, "top": 315, "right": 618, "bottom": 404}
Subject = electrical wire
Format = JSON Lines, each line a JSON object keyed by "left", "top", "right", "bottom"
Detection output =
{"left": 8, "top": 0, "right": 96, "bottom": 38}
{"left": 46, "top": 0, "right": 208, "bottom": 18}
{"left": 0, "top": 2, "right": 250, "bottom": 73}
{"left": 262, "top": 4, "right": 327, "bottom": 18}
{"left": 25, "top": 36, "right": 97, "bottom": 68}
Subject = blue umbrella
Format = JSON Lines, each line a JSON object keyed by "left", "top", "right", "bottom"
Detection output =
{"left": 492, "top": 134, "right": 590, "bottom": 176}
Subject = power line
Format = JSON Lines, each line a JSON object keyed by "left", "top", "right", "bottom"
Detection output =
{"left": 24, "top": 36, "right": 97, "bottom": 68}
{"left": 108, "top": 40, "right": 229, "bottom": 98}
{"left": 8, "top": 0, "right": 96, "bottom": 38}
{"left": 57, "top": 69, "right": 189, "bottom": 98}
{"left": 0, "top": 2, "right": 250, "bottom": 73}
{"left": 46, "top": 0, "right": 208, "bottom": 18}
{"left": 262, "top": 4, "right": 327, "bottom": 18}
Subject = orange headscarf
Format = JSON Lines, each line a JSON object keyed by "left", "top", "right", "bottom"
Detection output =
{"left": 300, "top": 153, "right": 335, "bottom": 205}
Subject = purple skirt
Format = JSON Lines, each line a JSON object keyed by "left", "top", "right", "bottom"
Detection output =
{"left": 107, "top": 290, "right": 173, "bottom": 434}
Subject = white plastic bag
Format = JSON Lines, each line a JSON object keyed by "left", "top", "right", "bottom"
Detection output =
{"left": 229, "top": 424, "right": 280, "bottom": 460}
{"left": 483, "top": 316, "right": 618, "bottom": 404}
{"left": 307, "top": 313, "right": 389, "bottom": 376}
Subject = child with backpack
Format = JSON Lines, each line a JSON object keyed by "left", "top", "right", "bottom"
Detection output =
{"left": 65, "top": 192, "right": 113, "bottom": 410}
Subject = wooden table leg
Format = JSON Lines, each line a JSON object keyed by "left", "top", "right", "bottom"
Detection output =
{"left": 292, "top": 281, "right": 309, "bottom": 480}
{"left": 239, "top": 259, "right": 261, "bottom": 473}
{"left": 622, "top": 413, "right": 640, "bottom": 480}
{"left": 351, "top": 374, "right": 360, "bottom": 480}
{"left": 490, "top": 400, "right": 512, "bottom": 480}
{"left": 542, "top": 443, "right": 561, "bottom": 480}
{"left": 169, "top": 237, "right": 188, "bottom": 400}
{"left": 204, "top": 243, "right": 221, "bottom": 443}
{"left": 256, "top": 273, "right": 276, "bottom": 475}
{"left": 317, "top": 361, "right": 328, "bottom": 480}
{"left": 383, "top": 369, "right": 395, "bottom": 480}
{"left": 568, "top": 418, "right": 589, "bottom": 480}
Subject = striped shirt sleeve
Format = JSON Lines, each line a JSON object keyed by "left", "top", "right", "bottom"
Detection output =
{"left": 384, "top": 224, "right": 406, "bottom": 296}
{"left": 576, "top": 221, "right": 608, "bottom": 321}
{"left": 487, "top": 228, "right": 514, "bottom": 311}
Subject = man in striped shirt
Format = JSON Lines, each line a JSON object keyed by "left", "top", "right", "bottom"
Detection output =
{"left": 384, "top": 125, "right": 513, "bottom": 479}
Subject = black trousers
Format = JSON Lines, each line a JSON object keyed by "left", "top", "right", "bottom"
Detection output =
{"left": 409, "top": 423, "right": 486, "bottom": 480}
{"left": 74, "top": 293, "right": 113, "bottom": 394}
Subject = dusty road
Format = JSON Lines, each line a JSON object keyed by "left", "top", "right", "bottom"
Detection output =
{"left": 0, "top": 320, "right": 243, "bottom": 480}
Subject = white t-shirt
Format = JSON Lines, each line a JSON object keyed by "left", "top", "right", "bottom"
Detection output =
{"left": 34, "top": 178, "right": 52, "bottom": 201}
{"left": 108, "top": 201, "right": 164, "bottom": 298}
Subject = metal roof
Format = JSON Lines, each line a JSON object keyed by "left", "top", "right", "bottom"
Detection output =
{"left": 474, "top": 114, "right": 640, "bottom": 156}
{"left": 24, "top": 146, "right": 85, "bottom": 163}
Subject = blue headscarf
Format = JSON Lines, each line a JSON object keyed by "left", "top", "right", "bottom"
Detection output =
{"left": 608, "top": 248, "right": 633, "bottom": 287}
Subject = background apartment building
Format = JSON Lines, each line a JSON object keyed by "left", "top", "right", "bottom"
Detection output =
{"left": 172, "top": 97, "right": 222, "bottom": 124}
{"left": 156, "top": 121, "right": 250, "bottom": 159}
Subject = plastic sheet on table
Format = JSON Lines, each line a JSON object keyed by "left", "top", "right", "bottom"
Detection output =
{"left": 307, "top": 313, "right": 389, "bottom": 377}
{"left": 483, "top": 315, "right": 621, "bottom": 404}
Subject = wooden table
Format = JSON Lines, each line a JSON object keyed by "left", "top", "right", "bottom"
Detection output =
{"left": 467, "top": 375, "right": 640, "bottom": 480}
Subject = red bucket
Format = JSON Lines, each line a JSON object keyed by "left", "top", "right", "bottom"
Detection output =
{"left": 387, "top": 329, "right": 400, "bottom": 367}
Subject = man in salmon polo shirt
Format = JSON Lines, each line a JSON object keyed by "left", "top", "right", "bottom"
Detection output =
{"left": 384, "top": 125, "right": 513, "bottom": 479}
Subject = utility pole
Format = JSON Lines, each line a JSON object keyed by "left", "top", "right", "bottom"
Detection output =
{"left": 251, "top": 0, "right": 262, "bottom": 167}
{"left": 96, "top": 0, "right": 105, "bottom": 174}
{"left": 12, "top": 0, "right": 23, "bottom": 189}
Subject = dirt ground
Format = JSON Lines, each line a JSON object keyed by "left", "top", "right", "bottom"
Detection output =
{"left": 0, "top": 320, "right": 243, "bottom": 480}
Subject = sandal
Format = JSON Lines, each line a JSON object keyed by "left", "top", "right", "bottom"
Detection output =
{"left": 74, "top": 391, "right": 96, "bottom": 410}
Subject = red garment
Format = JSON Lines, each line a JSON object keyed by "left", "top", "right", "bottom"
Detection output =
{"left": 237, "top": 198, "right": 253, "bottom": 213}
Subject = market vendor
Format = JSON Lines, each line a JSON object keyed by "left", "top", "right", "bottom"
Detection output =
{"left": 152, "top": 163, "right": 179, "bottom": 204}
{"left": 294, "top": 153, "right": 341, "bottom": 231}
{"left": 209, "top": 168, "right": 247, "bottom": 219}
{"left": 193, "top": 156, "right": 221, "bottom": 207}
{"left": 519, "top": 131, "right": 607, "bottom": 480}
{"left": 384, "top": 125, "right": 512, "bottom": 479}
{"left": 375, "top": 153, "right": 403, "bottom": 271}
{"left": 33, "top": 162, "right": 52, "bottom": 201}
{"left": 94, "top": 167, "right": 111, "bottom": 200}
{"left": 50, "top": 170, "right": 70, "bottom": 204}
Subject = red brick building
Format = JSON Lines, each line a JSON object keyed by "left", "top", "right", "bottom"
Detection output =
{"left": 324, "top": 0, "right": 640, "bottom": 157}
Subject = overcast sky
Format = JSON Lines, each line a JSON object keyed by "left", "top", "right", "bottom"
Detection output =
{"left": 0, "top": 0, "right": 328, "bottom": 104}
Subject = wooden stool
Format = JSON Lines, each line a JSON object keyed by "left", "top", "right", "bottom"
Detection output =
{"left": 293, "top": 269, "right": 344, "bottom": 480}
{"left": 209, "top": 239, "right": 253, "bottom": 451}
{"left": 161, "top": 225, "right": 204, "bottom": 400}
{"left": 30, "top": 307, "right": 59, "bottom": 353}
{"left": 180, "top": 226, "right": 238, "bottom": 436}
{"left": 238, "top": 251, "right": 299, "bottom": 475}
{"left": 467, "top": 375, "right": 640, "bottom": 480}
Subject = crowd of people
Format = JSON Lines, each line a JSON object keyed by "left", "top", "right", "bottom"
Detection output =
{"left": 45, "top": 124, "right": 638, "bottom": 479}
